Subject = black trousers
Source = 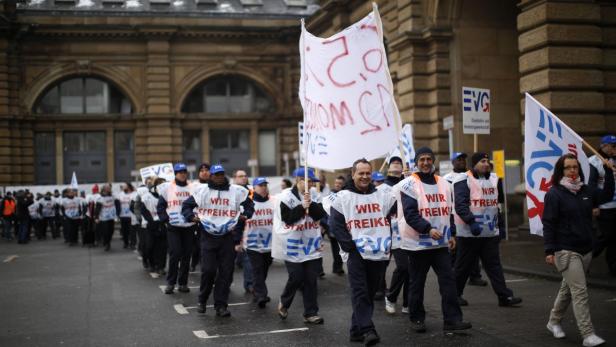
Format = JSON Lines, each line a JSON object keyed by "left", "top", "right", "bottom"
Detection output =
{"left": 83, "top": 217, "right": 95, "bottom": 245}
{"left": 387, "top": 248, "right": 409, "bottom": 307}
{"left": 148, "top": 222, "right": 167, "bottom": 271}
{"left": 119, "top": 217, "right": 131, "bottom": 247}
{"left": 129, "top": 223, "right": 138, "bottom": 249}
{"left": 41, "top": 217, "right": 57, "bottom": 239}
{"left": 280, "top": 258, "right": 320, "bottom": 317}
{"left": 190, "top": 230, "right": 200, "bottom": 270}
{"left": 407, "top": 247, "right": 462, "bottom": 324}
{"left": 329, "top": 235, "right": 344, "bottom": 272}
{"left": 64, "top": 218, "right": 80, "bottom": 244}
{"left": 247, "top": 249, "right": 273, "bottom": 301}
{"left": 97, "top": 220, "right": 114, "bottom": 247}
{"left": 137, "top": 225, "right": 146, "bottom": 256}
{"left": 199, "top": 232, "right": 236, "bottom": 309}
{"left": 451, "top": 250, "right": 483, "bottom": 280}
{"left": 347, "top": 250, "right": 387, "bottom": 336}
{"left": 596, "top": 208, "right": 616, "bottom": 274}
{"left": 34, "top": 218, "right": 45, "bottom": 239}
{"left": 455, "top": 237, "right": 513, "bottom": 299}
{"left": 166, "top": 225, "right": 195, "bottom": 286}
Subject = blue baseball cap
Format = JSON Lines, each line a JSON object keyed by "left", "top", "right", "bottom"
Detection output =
{"left": 451, "top": 152, "right": 467, "bottom": 161}
{"left": 253, "top": 177, "right": 268, "bottom": 186}
{"left": 601, "top": 134, "right": 616, "bottom": 144}
{"left": 293, "top": 167, "right": 319, "bottom": 181}
{"left": 173, "top": 163, "right": 187, "bottom": 172}
{"left": 371, "top": 171, "right": 385, "bottom": 182}
{"left": 210, "top": 164, "right": 225, "bottom": 174}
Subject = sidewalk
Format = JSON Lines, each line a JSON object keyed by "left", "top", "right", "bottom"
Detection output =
{"left": 499, "top": 231, "right": 616, "bottom": 290}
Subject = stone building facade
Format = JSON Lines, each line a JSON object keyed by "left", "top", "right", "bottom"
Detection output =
{"left": 0, "top": 0, "right": 614, "bottom": 185}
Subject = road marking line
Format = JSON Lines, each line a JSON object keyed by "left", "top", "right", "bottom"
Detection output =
{"left": 505, "top": 279, "right": 528, "bottom": 283}
{"left": 174, "top": 304, "right": 190, "bottom": 315}
{"left": 606, "top": 298, "right": 616, "bottom": 302}
{"left": 183, "top": 302, "right": 251, "bottom": 310}
{"left": 158, "top": 285, "right": 200, "bottom": 293}
{"left": 149, "top": 272, "right": 160, "bottom": 279}
{"left": 193, "top": 327, "right": 308, "bottom": 339}
{"left": 3, "top": 255, "right": 18, "bottom": 263}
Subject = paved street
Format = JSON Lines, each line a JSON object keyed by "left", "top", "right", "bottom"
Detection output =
{"left": 1, "top": 237, "right": 615, "bottom": 347}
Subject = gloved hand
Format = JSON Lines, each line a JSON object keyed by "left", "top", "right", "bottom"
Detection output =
{"left": 470, "top": 222, "right": 482, "bottom": 236}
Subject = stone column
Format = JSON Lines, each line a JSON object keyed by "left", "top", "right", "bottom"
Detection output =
{"left": 518, "top": 0, "right": 605, "bottom": 144}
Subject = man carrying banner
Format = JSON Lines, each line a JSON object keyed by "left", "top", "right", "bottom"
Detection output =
{"left": 181, "top": 164, "right": 254, "bottom": 317}
{"left": 453, "top": 153, "right": 522, "bottom": 307}
{"left": 272, "top": 167, "right": 326, "bottom": 324}
{"left": 394, "top": 147, "right": 471, "bottom": 333}
{"left": 329, "top": 158, "right": 396, "bottom": 345}
{"left": 243, "top": 177, "right": 275, "bottom": 308}
{"left": 443, "top": 152, "right": 487, "bottom": 287}
{"left": 588, "top": 134, "right": 616, "bottom": 276}
{"left": 157, "top": 163, "right": 196, "bottom": 295}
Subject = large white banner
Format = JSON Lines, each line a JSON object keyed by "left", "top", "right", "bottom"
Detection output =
{"left": 385, "top": 124, "right": 416, "bottom": 168}
{"left": 524, "top": 93, "right": 589, "bottom": 236}
{"left": 139, "top": 163, "right": 174, "bottom": 184}
{"left": 299, "top": 5, "right": 402, "bottom": 171}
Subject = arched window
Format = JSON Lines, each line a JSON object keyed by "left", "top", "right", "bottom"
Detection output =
{"left": 34, "top": 77, "right": 132, "bottom": 115}
{"left": 182, "top": 75, "right": 274, "bottom": 113}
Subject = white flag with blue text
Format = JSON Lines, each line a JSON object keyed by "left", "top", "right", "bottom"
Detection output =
{"left": 524, "top": 93, "right": 589, "bottom": 236}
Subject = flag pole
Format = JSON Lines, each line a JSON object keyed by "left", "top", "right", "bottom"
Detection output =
{"left": 379, "top": 159, "right": 387, "bottom": 173}
{"left": 300, "top": 18, "right": 309, "bottom": 211}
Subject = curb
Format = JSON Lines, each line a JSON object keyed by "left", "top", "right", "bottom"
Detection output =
{"left": 502, "top": 265, "right": 616, "bottom": 290}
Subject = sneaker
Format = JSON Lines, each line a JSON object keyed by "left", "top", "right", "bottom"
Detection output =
{"left": 319, "top": 272, "right": 326, "bottom": 279}
{"left": 444, "top": 321, "right": 472, "bottom": 332}
{"left": 196, "top": 303, "right": 206, "bottom": 314}
{"left": 363, "top": 331, "right": 380, "bottom": 346}
{"left": 468, "top": 278, "right": 488, "bottom": 286}
{"left": 277, "top": 302, "right": 288, "bottom": 320}
{"left": 164, "top": 285, "right": 174, "bottom": 294}
{"left": 498, "top": 296, "right": 522, "bottom": 307}
{"left": 410, "top": 320, "right": 426, "bottom": 333}
{"left": 257, "top": 299, "right": 267, "bottom": 308}
{"left": 458, "top": 296, "right": 469, "bottom": 306}
{"left": 304, "top": 315, "right": 324, "bottom": 324}
{"left": 582, "top": 334, "right": 605, "bottom": 347}
{"left": 215, "top": 307, "right": 231, "bottom": 317}
{"left": 546, "top": 322, "right": 566, "bottom": 339}
{"left": 333, "top": 269, "right": 345, "bottom": 275}
{"left": 401, "top": 306, "right": 409, "bottom": 314}
{"left": 349, "top": 333, "right": 364, "bottom": 343}
{"left": 385, "top": 297, "right": 396, "bottom": 314}
{"left": 178, "top": 285, "right": 190, "bottom": 293}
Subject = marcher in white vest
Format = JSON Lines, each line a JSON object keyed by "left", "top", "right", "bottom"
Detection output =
{"left": 181, "top": 164, "right": 254, "bottom": 318}
{"left": 394, "top": 146, "right": 471, "bottom": 333}
{"left": 272, "top": 167, "right": 327, "bottom": 324}
{"left": 453, "top": 152, "right": 522, "bottom": 307}
{"left": 94, "top": 184, "right": 120, "bottom": 252}
{"left": 157, "top": 163, "right": 196, "bottom": 295}
{"left": 141, "top": 178, "right": 167, "bottom": 275}
{"left": 588, "top": 134, "right": 616, "bottom": 276}
{"left": 60, "top": 189, "right": 82, "bottom": 246}
{"left": 189, "top": 163, "right": 211, "bottom": 272}
{"left": 243, "top": 177, "right": 275, "bottom": 308}
{"left": 443, "top": 152, "right": 487, "bottom": 287}
{"left": 329, "top": 159, "right": 396, "bottom": 346}
{"left": 117, "top": 183, "right": 136, "bottom": 250}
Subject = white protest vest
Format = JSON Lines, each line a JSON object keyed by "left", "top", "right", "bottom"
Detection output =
{"left": 243, "top": 196, "right": 275, "bottom": 253}
{"left": 193, "top": 184, "right": 248, "bottom": 236}
{"left": 453, "top": 171, "right": 500, "bottom": 238}
{"left": 117, "top": 191, "right": 133, "bottom": 218}
{"left": 331, "top": 188, "right": 395, "bottom": 261}
{"left": 28, "top": 201, "right": 40, "bottom": 219}
{"left": 97, "top": 195, "right": 117, "bottom": 221}
{"left": 159, "top": 181, "right": 194, "bottom": 228}
{"left": 61, "top": 197, "right": 81, "bottom": 219}
{"left": 141, "top": 192, "right": 160, "bottom": 227}
{"left": 589, "top": 155, "right": 616, "bottom": 209}
{"left": 40, "top": 198, "right": 56, "bottom": 218}
{"left": 377, "top": 184, "right": 400, "bottom": 250}
{"left": 272, "top": 188, "right": 323, "bottom": 263}
{"left": 395, "top": 174, "right": 452, "bottom": 251}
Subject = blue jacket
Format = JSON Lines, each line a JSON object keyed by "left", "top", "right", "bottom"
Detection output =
{"left": 542, "top": 166, "right": 614, "bottom": 255}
